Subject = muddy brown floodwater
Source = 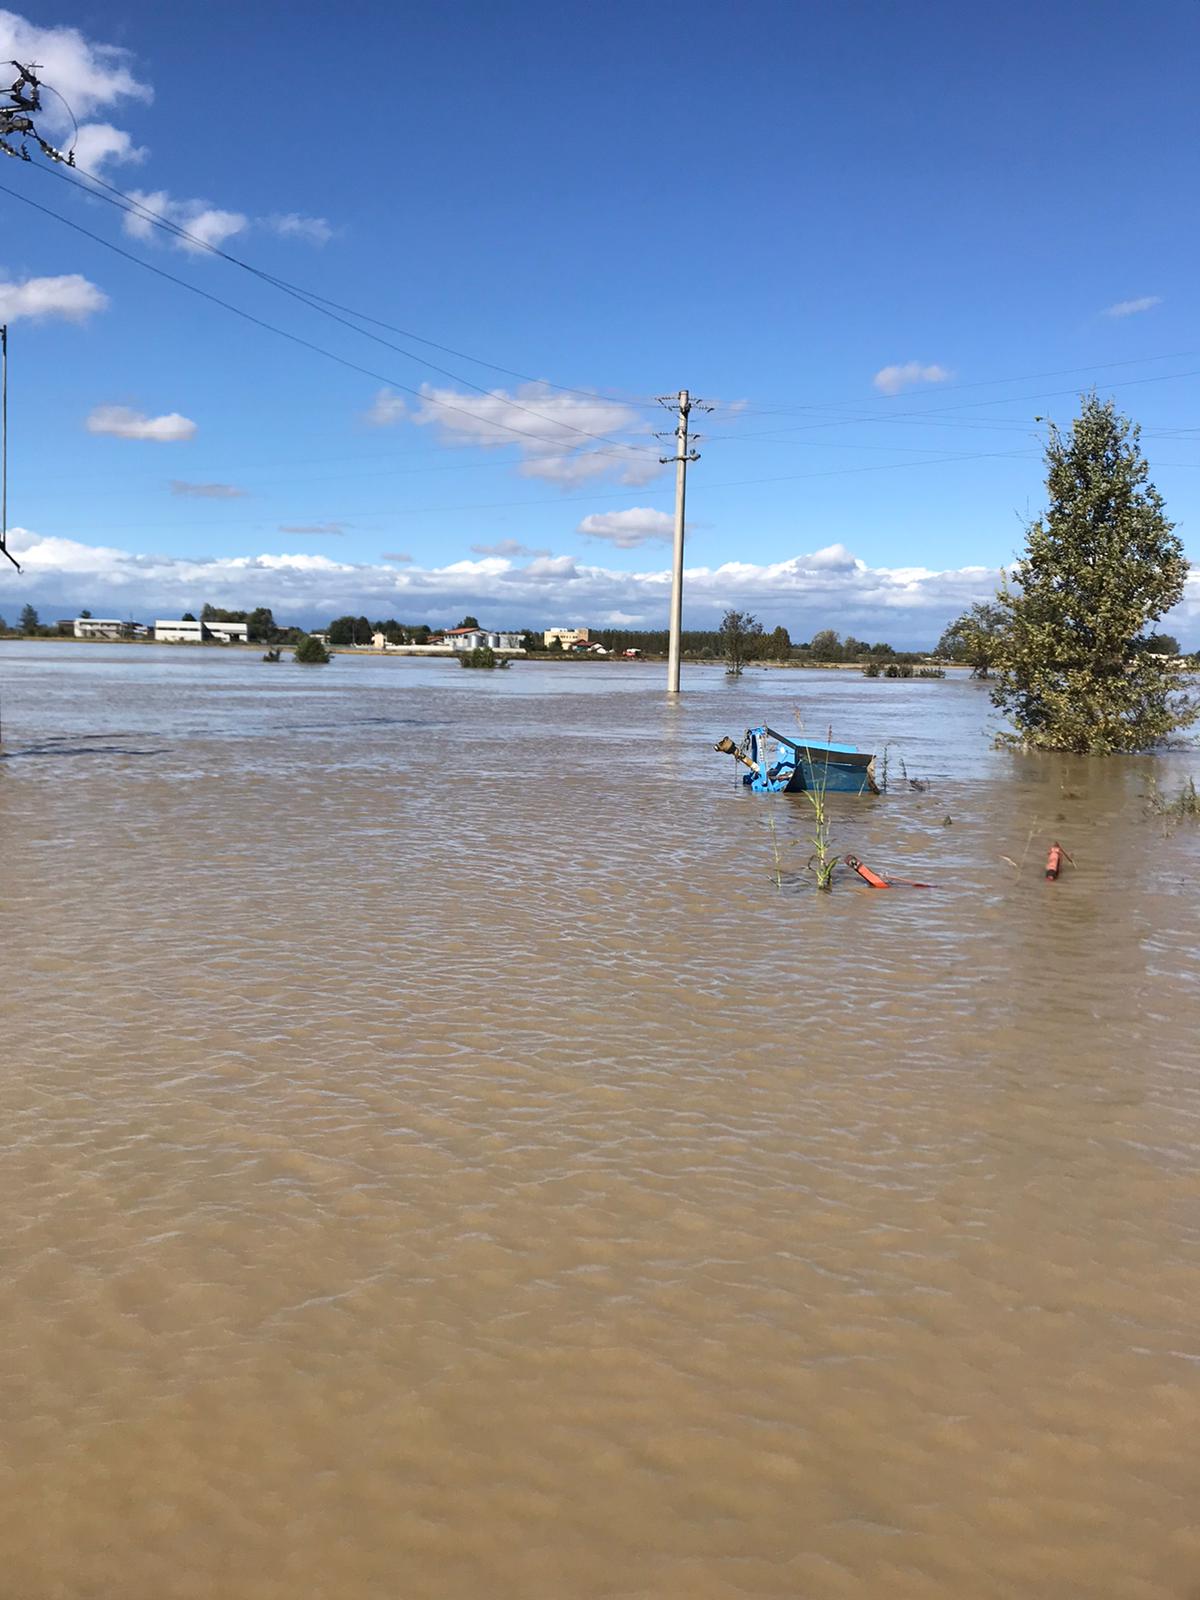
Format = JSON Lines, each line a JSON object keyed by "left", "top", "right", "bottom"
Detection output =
{"left": 3, "top": 642, "right": 1200, "bottom": 1600}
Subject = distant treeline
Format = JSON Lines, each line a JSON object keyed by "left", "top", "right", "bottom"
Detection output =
{"left": 592, "top": 626, "right": 929, "bottom": 662}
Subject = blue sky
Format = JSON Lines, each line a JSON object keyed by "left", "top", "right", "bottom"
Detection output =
{"left": 0, "top": 0, "right": 1197, "bottom": 642}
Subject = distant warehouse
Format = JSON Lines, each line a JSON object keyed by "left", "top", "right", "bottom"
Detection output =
{"left": 155, "top": 619, "right": 249, "bottom": 644}
{"left": 74, "top": 618, "right": 149, "bottom": 640}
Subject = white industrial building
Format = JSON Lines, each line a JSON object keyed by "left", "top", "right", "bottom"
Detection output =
{"left": 367, "top": 625, "right": 525, "bottom": 653}
{"left": 544, "top": 627, "right": 589, "bottom": 649}
{"left": 156, "top": 619, "right": 205, "bottom": 643}
{"left": 155, "top": 619, "right": 249, "bottom": 644}
{"left": 74, "top": 618, "right": 137, "bottom": 639}
{"left": 430, "top": 626, "right": 525, "bottom": 651}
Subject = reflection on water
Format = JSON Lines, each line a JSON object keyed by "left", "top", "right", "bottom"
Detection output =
{"left": 3, "top": 643, "right": 1200, "bottom": 1599}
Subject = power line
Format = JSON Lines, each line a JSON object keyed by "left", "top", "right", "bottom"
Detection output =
{"left": 701, "top": 368, "right": 1200, "bottom": 448}
{"left": 8, "top": 170, "right": 1189, "bottom": 514}
{"left": 27, "top": 158, "right": 662, "bottom": 445}
{"left": 724, "top": 351, "right": 1200, "bottom": 418}
{"left": 17, "top": 146, "right": 1196, "bottom": 478}
{"left": 32, "top": 429, "right": 1200, "bottom": 538}
{"left": 34, "top": 443, "right": 1052, "bottom": 533}
{"left": 0, "top": 177, "right": 664, "bottom": 463}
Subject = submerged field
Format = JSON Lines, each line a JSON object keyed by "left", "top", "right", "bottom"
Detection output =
{"left": 3, "top": 642, "right": 1200, "bottom": 1600}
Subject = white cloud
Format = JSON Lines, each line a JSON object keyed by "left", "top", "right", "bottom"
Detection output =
{"left": 0, "top": 526, "right": 1118, "bottom": 646}
{"left": 1103, "top": 296, "right": 1162, "bottom": 318}
{"left": 380, "top": 551, "right": 413, "bottom": 563}
{"left": 86, "top": 405, "right": 196, "bottom": 442}
{"left": 0, "top": 12, "right": 151, "bottom": 122}
{"left": 278, "top": 522, "right": 345, "bottom": 535}
{"left": 804, "top": 542, "right": 859, "bottom": 571}
{"left": 170, "top": 481, "right": 245, "bottom": 499}
{"left": 364, "top": 389, "right": 408, "bottom": 426}
{"left": 71, "top": 121, "right": 146, "bottom": 171}
{"left": 0, "top": 273, "right": 108, "bottom": 324}
{"left": 265, "top": 213, "right": 334, "bottom": 246}
{"left": 122, "top": 190, "right": 249, "bottom": 253}
{"left": 371, "top": 381, "right": 664, "bottom": 489}
{"left": 873, "top": 362, "right": 953, "bottom": 396}
{"left": 118, "top": 191, "right": 335, "bottom": 256}
{"left": 577, "top": 508, "right": 675, "bottom": 548}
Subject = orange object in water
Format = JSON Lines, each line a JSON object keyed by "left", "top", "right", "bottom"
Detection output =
{"left": 844, "top": 855, "right": 891, "bottom": 889}
{"left": 1045, "top": 843, "right": 1065, "bottom": 880}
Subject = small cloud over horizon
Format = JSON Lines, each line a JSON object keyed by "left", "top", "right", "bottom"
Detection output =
{"left": 470, "top": 539, "right": 551, "bottom": 558}
{"left": 872, "top": 362, "right": 953, "bottom": 396}
{"left": 0, "top": 273, "right": 109, "bottom": 324}
{"left": 365, "top": 382, "right": 664, "bottom": 489}
{"left": 1103, "top": 296, "right": 1162, "bottom": 318}
{"left": 264, "top": 213, "right": 334, "bottom": 246}
{"left": 87, "top": 405, "right": 196, "bottom": 442}
{"left": 577, "top": 508, "right": 674, "bottom": 548}
{"left": 170, "top": 481, "right": 246, "bottom": 499}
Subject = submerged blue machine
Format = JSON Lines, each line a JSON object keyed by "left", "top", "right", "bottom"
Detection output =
{"left": 714, "top": 726, "right": 878, "bottom": 795}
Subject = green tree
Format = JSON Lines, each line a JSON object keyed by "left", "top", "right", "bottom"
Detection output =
{"left": 293, "top": 633, "right": 331, "bottom": 664}
{"left": 80, "top": 608, "right": 92, "bottom": 619}
{"left": 1133, "top": 632, "right": 1180, "bottom": 657}
{"left": 936, "top": 601, "right": 1006, "bottom": 678}
{"left": 247, "top": 606, "right": 277, "bottom": 643}
{"left": 457, "top": 614, "right": 480, "bottom": 630}
{"left": 719, "top": 609, "right": 763, "bottom": 676}
{"left": 991, "top": 395, "right": 1195, "bottom": 752}
{"left": 182, "top": 612, "right": 196, "bottom": 623}
{"left": 843, "top": 635, "right": 871, "bottom": 659}
{"left": 808, "top": 628, "right": 842, "bottom": 662}
{"left": 766, "top": 624, "right": 792, "bottom": 661}
{"left": 20, "top": 603, "right": 39, "bottom": 634}
{"left": 327, "top": 614, "right": 373, "bottom": 646}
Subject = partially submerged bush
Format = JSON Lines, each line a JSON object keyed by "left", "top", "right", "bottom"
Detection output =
{"left": 293, "top": 633, "right": 331, "bottom": 664}
{"left": 460, "top": 645, "right": 508, "bottom": 669}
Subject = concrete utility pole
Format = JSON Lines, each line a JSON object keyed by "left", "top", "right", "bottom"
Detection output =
{"left": 659, "top": 390, "right": 703, "bottom": 694}
{"left": 1, "top": 323, "right": 16, "bottom": 573}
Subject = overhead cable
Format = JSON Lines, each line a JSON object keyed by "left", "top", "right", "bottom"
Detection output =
{"left": 29, "top": 158, "right": 661, "bottom": 449}
{"left": 0, "top": 177, "right": 662, "bottom": 460}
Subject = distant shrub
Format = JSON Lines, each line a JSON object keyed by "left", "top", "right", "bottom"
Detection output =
{"left": 916, "top": 666, "right": 946, "bottom": 678}
{"left": 884, "top": 663, "right": 914, "bottom": 678}
{"left": 862, "top": 662, "right": 880, "bottom": 677}
{"left": 293, "top": 633, "right": 331, "bottom": 664}
{"left": 460, "top": 645, "right": 508, "bottom": 670}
